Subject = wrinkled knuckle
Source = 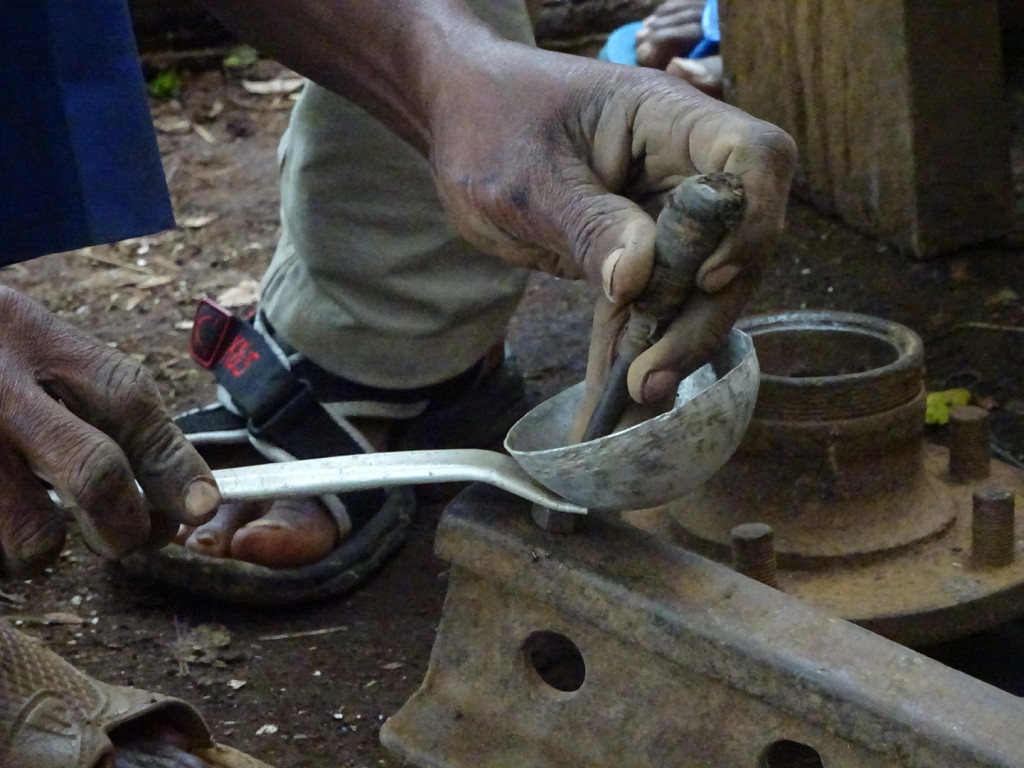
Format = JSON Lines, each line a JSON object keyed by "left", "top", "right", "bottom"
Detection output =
{"left": 569, "top": 213, "right": 606, "bottom": 270}
{"left": 132, "top": 420, "right": 192, "bottom": 485}
{"left": 0, "top": 287, "right": 50, "bottom": 346}
{"left": 3, "top": 515, "right": 65, "bottom": 577}
{"left": 0, "top": 285, "right": 33, "bottom": 316}
{"left": 106, "top": 355, "right": 160, "bottom": 408}
{"left": 561, "top": 194, "right": 634, "bottom": 280}
{"left": 120, "top": 394, "right": 181, "bottom": 470}
{"left": 0, "top": 372, "right": 27, "bottom": 415}
{"left": 766, "top": 130, "right": 798, "bottom": 171}
{"left": 69, "top": 441, "right": 131, "bottom": 500}
{"left": 0, "top": 285, "right": 18, "bottom": 312}
{"left": 743, "top": 124, "right": 798, "bottom": 171}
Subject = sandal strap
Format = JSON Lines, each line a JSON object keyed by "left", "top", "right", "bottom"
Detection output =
{"left": 189, "top": 299, "right": 385, "bottom": 531}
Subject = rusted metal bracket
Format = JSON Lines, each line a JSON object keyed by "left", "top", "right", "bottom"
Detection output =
{"left": 382, "top": 485, "right": 1024, "bottom": 768}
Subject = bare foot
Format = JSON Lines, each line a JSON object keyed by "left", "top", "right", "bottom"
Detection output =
{"left": 174, "top": 344, "right": 503, "bottom": 569}
{"left": 179, "top": 497, "right": 343, "bottom": 568}
{"left": 635, "top": 0, "right": 706, "bottom": 70}
{"left": 229, "top": 499, "right": 341, "bottom": 567}
{"left": 178, "top": 502, "right": 261, "bottom": 557}
{"left": 177, "top": 416, "right": 394, "bottom": 568}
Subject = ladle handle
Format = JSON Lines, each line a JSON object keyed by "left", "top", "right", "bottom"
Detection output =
{"left": 47, "top": 449, "right": 588, "bottom": 516}
{"left": 582, "top": 173, "right": 746, "bottom": 442}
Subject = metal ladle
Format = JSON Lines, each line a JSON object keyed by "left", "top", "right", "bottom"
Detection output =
{"left": 47, "top": 329, "right": 756, "bottom": 517}
{"left": 209, "top": 328, "right": 759, "bottom": 513}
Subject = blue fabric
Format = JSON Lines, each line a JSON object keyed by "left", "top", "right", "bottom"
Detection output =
{"left": 689, "top": 38, "right": 720, "bottom": 59}
{"left": 598, "top": 1, "right": 719, "bottom": 66}
{"left": 688, "top": 0, "right": 720, "bottom": 57}
{"left": 702, "top": 0, "right": 720, "bottom": 43}
{"left": 598, "top": 21, "right": 643, "bottom": 66}
{"left": 0, "top": 0, "right": 174, "bottom": 265}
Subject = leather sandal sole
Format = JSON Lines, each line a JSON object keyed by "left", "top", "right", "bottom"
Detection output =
{"left": 113, "top": 484, "right": 414, "bottom": 606}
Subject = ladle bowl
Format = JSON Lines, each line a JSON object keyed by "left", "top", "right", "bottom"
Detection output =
{"left": 505, "top": 329, "right": 759, "bottom": 511}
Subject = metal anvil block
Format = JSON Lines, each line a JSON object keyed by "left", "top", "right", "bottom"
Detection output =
{"left": 381, "top": 485, "right": 1024, "bottom": 767}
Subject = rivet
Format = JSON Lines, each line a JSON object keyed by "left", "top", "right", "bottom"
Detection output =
{"left": 531, "top": 504, "right": 578, "bottom": 534}
{"left": 949, "top": 405, "right": 991, "bottom": 482}
{"left": 971, "top": 485, "right": 1015, "bottom": 568}
{"left": 730, "top": 523, "right": 779, "bottom": 587}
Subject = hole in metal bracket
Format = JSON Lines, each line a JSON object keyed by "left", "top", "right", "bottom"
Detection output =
{"left": 522, "top": 630, "right": 585, "bottom": 693}
{"left": 759, "top": 739, "right": 824, "bottom": 767}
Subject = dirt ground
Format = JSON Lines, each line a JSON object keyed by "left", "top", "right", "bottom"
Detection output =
{"left": 7, "top": 53, "right": 1024, "bottom": 767}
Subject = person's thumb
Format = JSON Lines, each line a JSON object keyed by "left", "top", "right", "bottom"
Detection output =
{"left": 563, "top": 188, "right": 658, "bottom": 304}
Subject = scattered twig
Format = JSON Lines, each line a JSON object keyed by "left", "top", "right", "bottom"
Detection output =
{"left": 192, "top": 121, "right": 218, "bottom": 145}
{"left": 258, "top": 625, "right": 348, "bottom": 641}
{"left": 241, "top": 77, "right": 304, "bottom": 95}
{"left": 0, "top": 589, "right": 25, "bottom": 606}
{"left": 194, "top": 163, "right": 240, "bottom": 181}
{"left": 164, "top": 157, "right": 182, "bottom": 186}
{"left": 76, "top": 251, "right": 152, "bottom": 274}
{"left": 228, "top": 94, "right": 297, "bottom": 112}
{"left": 8, "top": 612, "right": 85, "bottom": 626}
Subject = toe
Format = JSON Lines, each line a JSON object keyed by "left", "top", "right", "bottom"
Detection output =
{"left": 184, "top": 503, "right": 261, "bottom": 558}
{"left": 229, "top": 499, "right": 338, "bottom": 568}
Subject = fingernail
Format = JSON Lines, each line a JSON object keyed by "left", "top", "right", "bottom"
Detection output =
{"left": 642, "top": 369, "right": 679, "bottom": 403}
{"left": 602, "top": 247, "right": 625, "bottom": 301}
{"left": 245, "top": 519, "right": 285, "bottom": 531}
{"left": 699, "top": 263, "right": 741, "bottom": 293}
{"left": 184, "top": 478, "right": 220, "bottom": 523}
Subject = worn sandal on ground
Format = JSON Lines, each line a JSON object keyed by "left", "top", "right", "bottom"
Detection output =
{"left": 0, "top": 618, "right": 272, "bottom": 768}
{"left": 114, "top": 300, "right": 527, "bottom": 606}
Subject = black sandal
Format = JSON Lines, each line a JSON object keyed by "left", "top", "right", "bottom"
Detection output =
{"left": 114, "top": 300, "right": 527, "bottom": 606}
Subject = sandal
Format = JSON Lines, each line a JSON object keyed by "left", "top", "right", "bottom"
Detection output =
{"left": 114, "top": 300, "right": 527, "bottom": 606}
{"left": 0, "top": 618, "right": 273, "bottom": 767}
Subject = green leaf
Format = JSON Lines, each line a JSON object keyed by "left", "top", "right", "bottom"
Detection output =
{"left": 926, "top": 388, "right": 972, "bottom": 425}
{"left": 223, "top": 44, "right": 259, "bottom": 70}
{"left": 147, "top": 70, "right": 183, "bottom": 99}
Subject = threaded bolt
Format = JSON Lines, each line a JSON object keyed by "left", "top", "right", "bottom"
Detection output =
{"left": 731, "top": 523, "right": 779, "bottom": 587}
{"left": 971, "top": 485, "right": 1016, "bottom": 568}
{"left": 949, "top": 405, "right": 991, "bottom": 482}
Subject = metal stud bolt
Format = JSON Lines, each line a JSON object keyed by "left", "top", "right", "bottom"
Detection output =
{"left": 971, "top": 485, "right": 1015, "bottom": 568}
{"left": 730, "top": 523, "right": 779, "bottom": 588}
{"left": 949, "top": 405, "right": 991, "bottom": 482}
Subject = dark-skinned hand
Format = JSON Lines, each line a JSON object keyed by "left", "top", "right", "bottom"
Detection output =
{"left": 424, "top": 42, "right": 796, "bottom": 421}
{"left": 198, "top": 0, "right": 794, "bottom": 427}
{"left": 0, "top": 287, "right": 217, "bottom": 576}
{"left": 635, "top": 0, "right": 707, "bottom": 70}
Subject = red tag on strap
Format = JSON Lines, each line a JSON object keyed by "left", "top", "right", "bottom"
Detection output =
{"left": 190, "top": 299, "right": 236, "bottom": 369}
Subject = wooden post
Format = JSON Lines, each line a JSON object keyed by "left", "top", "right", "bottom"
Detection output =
{"left": 719, "top": 0, "right": 1012, "bottom": 257}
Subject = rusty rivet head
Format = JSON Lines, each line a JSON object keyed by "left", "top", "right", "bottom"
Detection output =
{"left": 971, "top": 485, "right": 1016, "bottom": 568}
{"left": 730, "top": 523, "right": 779, "bottom": 588}
{"left": 532, "top": 504, "right": 579, "bottom": 534}
{"left": 949, "top": 405, "right": 991, "bottom": 482}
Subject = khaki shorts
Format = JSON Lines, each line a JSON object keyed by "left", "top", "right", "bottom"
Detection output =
{"left": 261, "top": 0, "right": 536, "bottom": 389}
